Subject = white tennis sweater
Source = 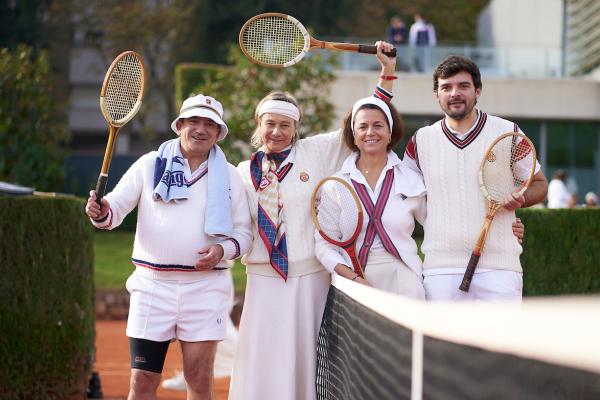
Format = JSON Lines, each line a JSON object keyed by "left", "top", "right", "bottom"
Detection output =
{"left": 237, "top": 131, "right": 352, "bottom": 278}
{"left": 412, "top": 112, "right": 523, "bottom": 273}
{"left": 92, "top": 152, "right": 252, "bottom": 281}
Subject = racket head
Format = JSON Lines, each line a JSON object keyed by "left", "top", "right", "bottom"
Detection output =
{"left": 311, "top": 177, "right": 364, "bottom": 276}
{"left": 479, "top": 132, "right": 537, "bottom": 204}
{"left": 239, "top": 12, "right": 310, "bottom": 68}
{"left": 100, "top": 50, "right": 146, "bottom": 127}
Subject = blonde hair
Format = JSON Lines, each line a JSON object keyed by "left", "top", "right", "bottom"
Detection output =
{"left": 251, "top": 91, "right": 302, "bottom": 149}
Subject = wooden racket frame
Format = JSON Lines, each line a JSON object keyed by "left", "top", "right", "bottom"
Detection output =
{"left": 239, "top": 12, "right": 396, "bottom": 68}
{"left": 311, "top": 176, "right": 365, "bottom": 278}
{"left": 459, "top": 132, "right": 537, "bottom": 292}
{"left": 96, "top": 50, "right": 146, "bottom": 204}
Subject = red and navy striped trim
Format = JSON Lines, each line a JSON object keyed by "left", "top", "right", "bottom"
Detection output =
{"left": 374, "top": 85, "right": 393, "bottom": 101}
{"left": 441, "top": 110, "right": 487, "bottom": 149}
{"left": 132, "top": 258, "right": 197, "bottom": 271}
{"left": 184, "top": 168, "right": 208, "bottom": 187}
{"left": 351, "top": 169, "right": 403, "bottom": 268}
{"left": 227, "top": 238, "right": 241, "bottom": 259}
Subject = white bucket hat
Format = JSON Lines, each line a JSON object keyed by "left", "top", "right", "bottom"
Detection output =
{"left": 171, "top": 94, "right": 229, "bottom": 140}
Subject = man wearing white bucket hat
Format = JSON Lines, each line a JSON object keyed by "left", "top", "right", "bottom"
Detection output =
{"left": 85, "top": 94, "right": 252, "bottom": 399}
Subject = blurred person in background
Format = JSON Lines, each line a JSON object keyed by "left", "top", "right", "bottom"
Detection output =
{"left": 547, "top": 169, "right": 571, "bottom": 208}
{"left": 409, "top": 13, "right": 436, "bottom": 72}
{"left": 386, "top": 15, "right": 410, "bottom": 71}
{"left": 584, "top": 192, "right": 598, "bottom": 208}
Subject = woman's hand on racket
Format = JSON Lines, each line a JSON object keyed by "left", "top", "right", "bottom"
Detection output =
{"left": 512, "top": 217, "right": 525, "bottom": 244}
{"left": 195, "top": 244, "right": 224, "bottom": 271}
{"left": 503, "top": 190, "right": 526, "bottom": 211}
{"left": 334, "top": 264, "right": 371, "bottom": 286}
{"left": 86, "top": 190, "right": 110, "bottom": 221}
{"left": 376, "top": 41, "right": 397, "bottom": 93}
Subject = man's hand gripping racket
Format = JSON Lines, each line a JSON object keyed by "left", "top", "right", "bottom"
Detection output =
{"left": 94, "top": 51, "right": 146, "bottom": 205}
{"left": 459, "top": 132, "right": 537, "bottom": 292}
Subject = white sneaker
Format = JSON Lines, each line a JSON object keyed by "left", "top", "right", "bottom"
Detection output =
{"left": 162, "top": 370, "right": 187, "bottom": 391}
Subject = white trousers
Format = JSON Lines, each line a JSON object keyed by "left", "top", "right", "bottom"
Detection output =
{"left": 424, "top": 270, "right": 522, "bottom": 302}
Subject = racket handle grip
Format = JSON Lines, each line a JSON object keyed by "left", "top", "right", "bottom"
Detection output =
{"left": 357, "top": 44, "right": 397, "bottom": 58}
{"left": 95, "top": 174, "right": 108, "bottom": 205}
{"left": 459, "top": 253, "right": 480, "bottom": 292}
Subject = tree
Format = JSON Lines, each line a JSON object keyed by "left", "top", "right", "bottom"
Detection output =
{"left": 74, "top": 0, "right": 199, "bottom": 142}
{"left": 190, "top": 46, "right": 338, "bottom": 165}
{"left": 0, "top": 45, "right": 68, "bottom": 190}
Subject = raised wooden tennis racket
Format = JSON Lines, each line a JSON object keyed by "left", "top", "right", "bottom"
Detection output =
{"left": 95, "top": 50, "right": 146, "bottom": 204}
{"left": 459, "top": 132, "right": 537, "bottom": 292}
{"left": 311, "top": 177, "right": 365, "bottom": 278}
{"left": 239, "top": 13, "right": 396, "bottom": 68}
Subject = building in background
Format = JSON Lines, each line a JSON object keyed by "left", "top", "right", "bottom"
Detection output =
{"left": 64, "top": 0, "right": 600, "bottom": 199}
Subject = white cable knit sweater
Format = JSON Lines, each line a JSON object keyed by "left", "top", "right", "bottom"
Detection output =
{"left": 409, "top": 112, "right": 524, "bottom": 273}
{"left": 92, "top": 151, "right": 252, "bottom": 281}
{"left": 237, "top": 131, "right": 352, "bottom": 278}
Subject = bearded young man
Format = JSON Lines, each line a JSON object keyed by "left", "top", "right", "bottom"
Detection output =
{"left": 402, "top": 55, "right": 548, "bottom": 302}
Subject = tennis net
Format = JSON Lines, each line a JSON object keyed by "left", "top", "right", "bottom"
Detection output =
{"left": 316, "top": 275, "right": 600, "bottom": 400}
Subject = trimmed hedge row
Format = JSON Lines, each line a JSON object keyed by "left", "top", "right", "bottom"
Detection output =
{"left": 517, "top": 208, "right": 600, "bottom": 296}
{"left": 0, "top": 196, "right": 95, "bottom": 399}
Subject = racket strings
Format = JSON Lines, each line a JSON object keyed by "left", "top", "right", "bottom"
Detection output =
{"left": 241, "top": 16, "right": 305, "bottom": 65}
{"left": 104, "top": 53, "right": 144, "bottom": 122}
{"left": 483, "top": 135, "right": 534, "bottom": 202}
{"left": 316, "top": 180, "right": 360, "bottom": 242}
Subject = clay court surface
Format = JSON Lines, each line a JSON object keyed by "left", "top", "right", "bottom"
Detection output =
{"left": 95, "top": 320, "right": 230, "bottom": 399}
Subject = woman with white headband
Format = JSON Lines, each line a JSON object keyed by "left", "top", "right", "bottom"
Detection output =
{"left": 229, "top": 41, "right": 397, "bottom": 400}
{"left": 313, "top": 90, "right": 526, "bottom": 297}
{"left": 314, "top": 94, "right": 428, "bottom": 297}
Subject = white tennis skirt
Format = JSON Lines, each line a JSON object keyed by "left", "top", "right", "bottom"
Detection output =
{"left": 364, "top": 250, "right": 425, "bottom": 300}
{"left": 228, "top": 269, "right": 331, "bottom": 400}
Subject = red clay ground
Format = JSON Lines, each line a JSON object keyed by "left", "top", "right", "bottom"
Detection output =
{"left": 95, "top": 320, "right": 230, "bottom": 400}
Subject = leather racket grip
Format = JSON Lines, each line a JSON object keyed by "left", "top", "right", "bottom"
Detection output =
{"left": 95, "top": 174, "right": 108, "bottom": 206}
{"left": 357, "top": 44, "right": 397, "bottom": 57}
{"left": 459, "top": 253, "right": 481, "bottom": 292}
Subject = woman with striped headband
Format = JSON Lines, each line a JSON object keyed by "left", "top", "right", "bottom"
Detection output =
{"left": 229, "top": 41, "right": 397, "bottom": 400}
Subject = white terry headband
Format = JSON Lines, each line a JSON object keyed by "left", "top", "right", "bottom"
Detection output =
{"left": 257, "top": 100, "right": 300, "bottom": 122}
{"left": 351, "top": 96, "right": 393, "bottom": 134}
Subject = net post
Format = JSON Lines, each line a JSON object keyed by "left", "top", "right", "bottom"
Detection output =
{"left": 411, "top": 330, "right": 423, "bottom": 400}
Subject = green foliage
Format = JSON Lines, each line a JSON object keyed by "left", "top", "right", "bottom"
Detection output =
{"left": 517, "top": 208, "right": 600, "bottom": 296}
{"left": 94, "top": 231, "right": 135, "bottom": 289}
{"left": 183, "top": 46, "right": 337, "bottom": 165}
{"left": 0, "top": 45, "right": 68, "bottom": 191}
{"left": 0, "top": 196, "right": 94, "bottom": 399}
{"left": 74, "top": 0, "right": 200, "bottom": 142}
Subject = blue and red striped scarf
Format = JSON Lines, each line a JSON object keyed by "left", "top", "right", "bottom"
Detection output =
{"left": 250, "top": 148, "right": 293, "bottom": 280}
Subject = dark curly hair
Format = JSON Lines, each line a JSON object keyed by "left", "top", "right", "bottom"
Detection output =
{"left": 433, "top": 55, "right": 482, "bottom": 92}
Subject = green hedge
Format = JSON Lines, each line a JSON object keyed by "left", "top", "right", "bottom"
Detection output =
{"left": 0, "top": 196, "right": 95, "bottom": 399}
{"left": 517, "top": 208, "right": 600, "bottom": 296}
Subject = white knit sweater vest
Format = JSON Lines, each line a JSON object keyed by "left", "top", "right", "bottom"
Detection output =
{"left": 416, "top": 113, "right": 523, "bottom": 273}
{"left": 238, "top": 131, "right": 351, "bottom": 278}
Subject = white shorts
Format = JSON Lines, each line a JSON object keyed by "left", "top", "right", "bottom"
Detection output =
{"left": 424, "top": 270, "right": 522, "bottom": 302}
{"left": 125, "top": 270, "right": 231, "bottom": 342}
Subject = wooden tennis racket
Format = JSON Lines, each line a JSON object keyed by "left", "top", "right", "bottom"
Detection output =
{"left": 239, "top": 13, "right": 396, "bottom": 68}
{"left": 459, "top": 132, "right": 537, "bottom": 292}
{"left": 311, "top": 177, "right": 365, "bottom": 278}
{"left": 95, "top": 50, "right": 146, "bottom": 204}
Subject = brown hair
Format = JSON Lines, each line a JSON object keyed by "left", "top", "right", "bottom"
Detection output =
{"left": 433, "top": 55, "right": 482, "bottom": 92}
{"left": 342, "top": 100, "right": 403, "bottom": 152}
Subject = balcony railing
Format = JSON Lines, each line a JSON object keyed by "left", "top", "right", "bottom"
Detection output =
{"left": 319, "top": 39, "right": 563, "bottom": 78}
